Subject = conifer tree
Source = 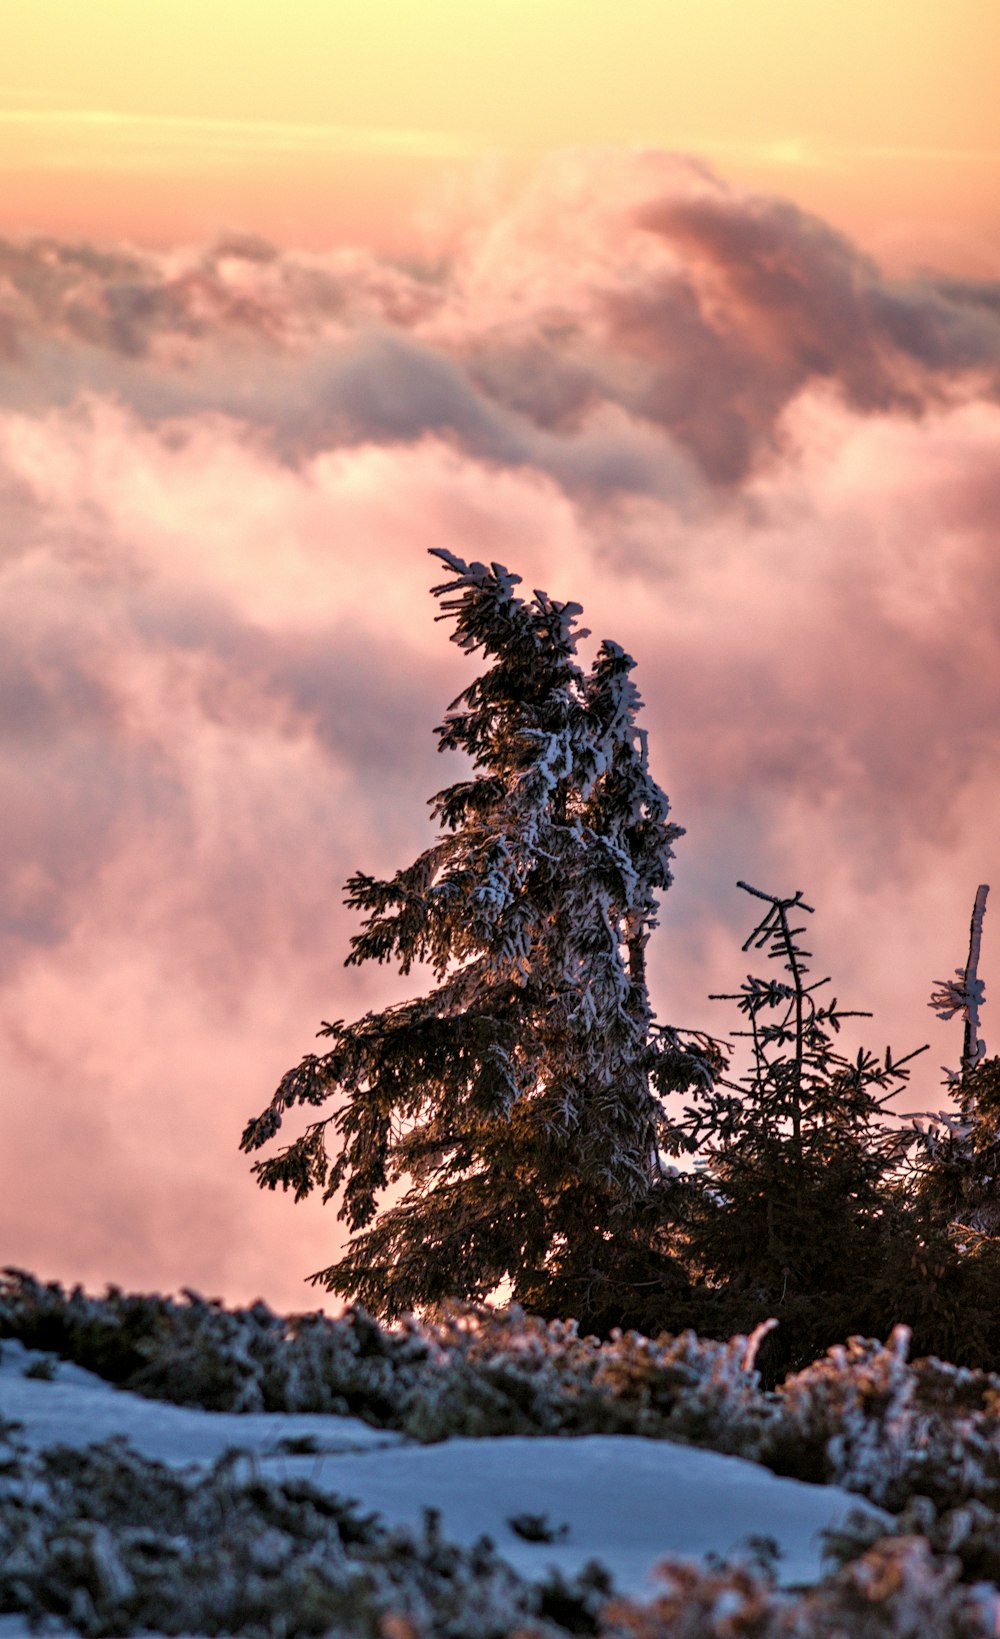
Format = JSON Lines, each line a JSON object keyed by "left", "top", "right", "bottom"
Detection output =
{"left": 241, "top": 550, "right": 718, "bottom": 1325}
{"left": 682, "top": 882, "right": 925, "bottom": 1374}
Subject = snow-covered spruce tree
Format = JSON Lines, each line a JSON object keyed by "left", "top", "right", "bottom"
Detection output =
{"left": 241, "top": 550, "right": 719, "bottom": 1328}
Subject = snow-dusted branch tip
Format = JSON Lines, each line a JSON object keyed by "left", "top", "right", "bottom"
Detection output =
{"left": 929, "top": 884, "right": 989, "bottom": 1076}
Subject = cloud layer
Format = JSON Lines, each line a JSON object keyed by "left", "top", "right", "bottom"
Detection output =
{"left": 1, "top": 151, "right": 999, "bottom": 1311}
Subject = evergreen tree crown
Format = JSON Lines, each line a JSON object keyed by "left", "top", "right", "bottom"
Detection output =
{"left": 241, "top": 549, "right": 716, "bottom": 1321}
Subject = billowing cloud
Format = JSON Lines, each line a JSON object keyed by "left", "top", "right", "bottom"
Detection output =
{"left": 3, "top": 151, "right": 999, "bottom": 492}
{"left": 0, "top": 150, "right": 998, "bottom": 1312}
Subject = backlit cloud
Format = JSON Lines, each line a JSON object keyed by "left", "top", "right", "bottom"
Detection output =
{"left": 0, "top": 151, "right": 998, "bottom": 1311}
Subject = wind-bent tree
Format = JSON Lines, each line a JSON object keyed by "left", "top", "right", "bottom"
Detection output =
{"left": 242, "top": 550, "right": 719, "bottom": 1327}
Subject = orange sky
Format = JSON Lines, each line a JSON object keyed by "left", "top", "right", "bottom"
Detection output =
{"left": 1, "top": 3, "right": 999, "bottom": 1315}
{"left": 2, "top": 0, "right": 999, "bottom": 273}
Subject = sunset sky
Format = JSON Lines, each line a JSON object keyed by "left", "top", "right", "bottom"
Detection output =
{"left": 3, "top": 0, "right": 999, "bottom": 270}
{"left": 2, "top": 1, "right": 999, "bottom": 1315}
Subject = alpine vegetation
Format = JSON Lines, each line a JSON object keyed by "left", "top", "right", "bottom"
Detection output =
{"left": 241, "top": 554, "right": 1000, "bottom": 1369}
{"left": 242, "top": 551, "right": 720, "bottom": 1330}
{"left": 13, "top": 1269, "right": 1000, "bottom": 1521}
{"left": 679, "top": 883, "right": 928, "bottom": 1375}
{"left": 1, "top": 1411, "right": 995, "bottom": 1639}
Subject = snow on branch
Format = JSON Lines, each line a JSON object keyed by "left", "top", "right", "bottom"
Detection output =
{"left": 929, "top": 883, "right": 989, "bottom": 1078}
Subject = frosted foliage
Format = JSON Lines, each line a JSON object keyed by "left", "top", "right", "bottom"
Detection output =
{"left": 0, "top": 1432, "right": 614, "bottom": 1639}
{"left": 3, "top": 1430, "right": 996, "bottom": 1636}
{"left": 931, "top": 974, "right": 987, "bottom": 1028}
{"left": 603, "top": 1541, "right": 995, "bottom": 1638}
{"left": 241, "top": 551, "right": 717, "bottom": 1320}
{"left": 929, "top": 884, "right": 990, "bottom": 1077}
{"left": 8, "top": 1276, "right": 1000, "bottom": 1634}
{"left": 10, "top": 1271, "right": 1000, "bottom": 1519}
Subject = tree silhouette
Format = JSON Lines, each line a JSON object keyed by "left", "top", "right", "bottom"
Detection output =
{"left": 241, "top": 550, "right": 718, "bottom": 1325}
{"left": 682, "top": 882, "right": 925, "bottom": 1374}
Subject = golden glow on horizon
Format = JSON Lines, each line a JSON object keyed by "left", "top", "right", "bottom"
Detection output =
{"left": 1, "top": 0, "right": 998, "bottom": 268}
{"left": 0, "top": 109, "right": 471, "bottom": 163}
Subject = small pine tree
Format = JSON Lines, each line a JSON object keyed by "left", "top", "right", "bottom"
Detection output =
{"left": 241, "top": 550, "right": 719, "bottom": 1327}
{"left": 681, "top": 882, "right": 925, "bottom": 1375}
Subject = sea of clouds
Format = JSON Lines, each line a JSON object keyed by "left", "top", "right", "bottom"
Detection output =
{"left": 2, "top": 149, "right": 998, "bottom": 1310}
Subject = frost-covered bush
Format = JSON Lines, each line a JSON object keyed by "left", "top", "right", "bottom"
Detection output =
{"left": 3, "top": 1420, "right": 1000, "bottom": 1638}
{"left": 602, "top": 1539, "right": 997, "bottom": 1638}
{"left": 0, "top": 1270, "right": 772, "bottom": 1447}
{"left": 0, "top": 1422, "right": 612, "bottom": 1638}
{"left": 12, "top": 1271, "right": 1000, "bottom": 1527}
{"left": 10, "top": 1271, "right": 1000, "bottom": 1633}
{"left": 764, "top": 1326, "right": 1000, "bottom": 1512}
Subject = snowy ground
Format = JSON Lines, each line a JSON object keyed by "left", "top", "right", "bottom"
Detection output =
{"left": 0, "top": 1335, "right": 888, "bottom": 1614}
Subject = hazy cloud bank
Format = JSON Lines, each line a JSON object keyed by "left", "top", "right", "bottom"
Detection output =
{"left": 1, "top": 151, "right": 998, "bottom": 1310}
